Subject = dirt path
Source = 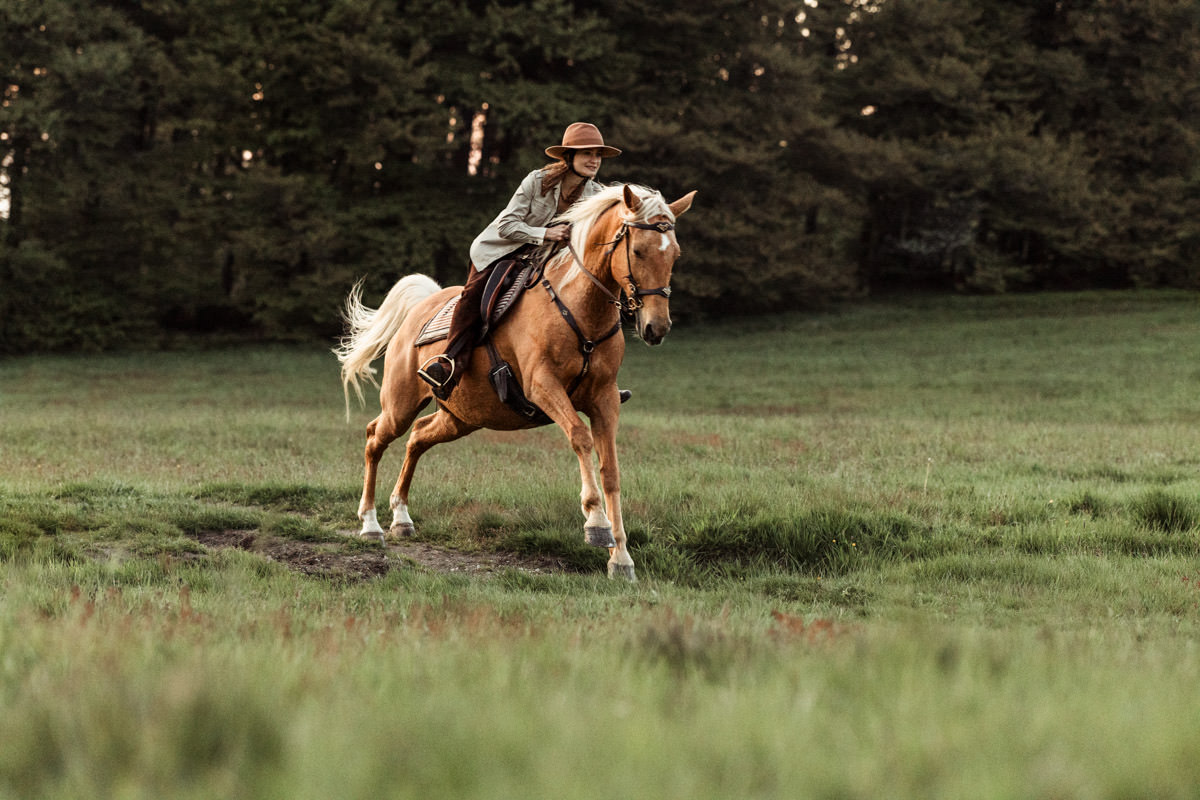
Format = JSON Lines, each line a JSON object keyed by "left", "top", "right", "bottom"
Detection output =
{"left": 191, "top": 530, "right": 568, "bottom": 581}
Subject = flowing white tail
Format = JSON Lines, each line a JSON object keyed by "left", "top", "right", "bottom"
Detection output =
{"left": 332, "top": 274, "right": 442, "bottom": 419}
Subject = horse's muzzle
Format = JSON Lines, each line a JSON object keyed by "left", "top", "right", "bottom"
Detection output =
{"left": 640, "top": 318, "right": 670, "bottom": 346}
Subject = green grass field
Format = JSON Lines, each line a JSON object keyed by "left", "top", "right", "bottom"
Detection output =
{"left": 3, "top": 290, "right": 1200, "bottom": 798}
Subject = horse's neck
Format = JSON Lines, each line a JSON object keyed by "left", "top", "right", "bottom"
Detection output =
{"left": 539, "top": 265, "right": 608, "bottom": 329}
{"left": 553, "top": 231, "right": 621, "bottom": 325}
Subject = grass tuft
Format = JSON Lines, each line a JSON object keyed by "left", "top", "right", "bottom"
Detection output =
{"left": 498, "top": 528, "right": 607, "bottom": 572}
{"left": 196, "top": 482, "right": 353, "bottom": 514}
{"left": 1068, "top": 490, "right": 1112, "bottom": 517}
{"left": 171, "top": 507, "right": 264, "bottom": 535}
{"left": 261, "top": 514, "right": 335, "bottom": 542}
{"left": 1130, "top": 490, "right": 1199, "bottom": 533}
{"left": 673, "top": 506, "right": 918, "bottom": 576}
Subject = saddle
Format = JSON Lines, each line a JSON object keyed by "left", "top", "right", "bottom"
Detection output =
{"left": 414, "top": 257, "right": 540, "bottom": 348}
{"left": 479, "top": 256, "right": 541, "bottom": 341}
{"left": 413, "top": 255, "right": 552, "bottom": 424}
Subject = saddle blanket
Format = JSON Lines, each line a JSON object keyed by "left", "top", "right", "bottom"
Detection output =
{"left": 414, "top": 294, "right": 460, "bottom": 346}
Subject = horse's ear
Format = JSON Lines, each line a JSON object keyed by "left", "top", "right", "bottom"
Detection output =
{"left": 669, "top": 190, "right": 697, "bottom": 218}
{"left": 623, "top": 185, "right": 643, "bottom": 213}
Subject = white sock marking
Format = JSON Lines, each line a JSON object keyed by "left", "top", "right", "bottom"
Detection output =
{"left": 391, "top": 502, "right": 413, "bottom": 529}
{"left": 360, "top": 508, "right": 385, "bottom": 536}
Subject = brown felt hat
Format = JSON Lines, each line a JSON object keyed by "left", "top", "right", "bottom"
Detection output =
{"left": 545, "top": 122, "right": 621, "bottom": 159}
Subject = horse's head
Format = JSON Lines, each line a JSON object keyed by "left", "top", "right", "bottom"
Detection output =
{"left": 615, "top": 185, "right": 697, "bottom": 346}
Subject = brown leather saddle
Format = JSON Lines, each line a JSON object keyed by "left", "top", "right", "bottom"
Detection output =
{"left": 414, "top": 257, "right": 540, "bottom": 348}
{"left": 414, "top": 245, "right": 560, "bottom": 424}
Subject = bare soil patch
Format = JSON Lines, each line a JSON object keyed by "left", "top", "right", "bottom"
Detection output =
{"left": 190, "top": 530, "right": 569, "bottom": 581}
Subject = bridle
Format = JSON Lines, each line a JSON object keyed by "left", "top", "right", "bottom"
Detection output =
{"left": 567, "top": 217, "right": 675, "bottom": 314}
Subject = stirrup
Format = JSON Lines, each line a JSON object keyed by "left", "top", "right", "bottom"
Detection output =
{"left": 417, "top": 354, "right": 455, "bottom": 389}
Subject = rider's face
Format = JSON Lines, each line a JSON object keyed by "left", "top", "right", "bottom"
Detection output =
{"left": 570, "top": 148, "right": 603, "bottom": 178}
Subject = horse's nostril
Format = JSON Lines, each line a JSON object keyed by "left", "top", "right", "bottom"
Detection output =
{"left": 642, "top": 323, "right": 669, "bottom": 346}
{"left": 643, "top": 319, "right": 671, "bottom": 344}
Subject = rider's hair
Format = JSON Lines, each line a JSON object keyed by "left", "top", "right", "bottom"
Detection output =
{"left": 540, "top": 152, "right": 587, "bottom": 207}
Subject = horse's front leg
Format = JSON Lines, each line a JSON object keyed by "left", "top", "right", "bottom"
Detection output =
{"left": 531, "top": 381, "right": 615, "bottom": 552}
{"left": 589, "top": 398, "right": 635, "bottom": 582}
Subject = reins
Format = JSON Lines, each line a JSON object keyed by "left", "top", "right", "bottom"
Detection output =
{"left": 566, "top": 239, "right": 623, "bottom": 309}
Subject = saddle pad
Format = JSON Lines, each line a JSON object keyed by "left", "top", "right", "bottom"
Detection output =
{"left": 414, "top": 294, "right": 460, "bottom": 347}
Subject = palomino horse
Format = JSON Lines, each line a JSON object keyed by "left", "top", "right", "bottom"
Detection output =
{"left": 335, "top": 184, "right": 695, "bottom": 581}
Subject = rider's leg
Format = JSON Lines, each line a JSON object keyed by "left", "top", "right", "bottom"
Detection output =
{"left": 418, "top": 263, "right": 491, "bottom": 392}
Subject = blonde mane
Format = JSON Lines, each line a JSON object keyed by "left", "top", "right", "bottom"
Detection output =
{"left": 545, "top": 184, "right": 675, "bottom": 276}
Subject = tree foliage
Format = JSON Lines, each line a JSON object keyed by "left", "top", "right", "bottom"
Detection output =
{"left": 1, "top": 0, "right": 1197, "bottom": 352}
{"left": 824, "top": 0, "right": 1200, "bottom": 292}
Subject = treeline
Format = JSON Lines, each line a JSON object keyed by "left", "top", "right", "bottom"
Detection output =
{"left": 2, "top": 0, "right": 1198, "bottom": 353}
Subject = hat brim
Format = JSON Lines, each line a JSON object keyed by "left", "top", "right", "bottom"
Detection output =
{"left": 546, "top": 145, "right": 622, "bottom": 159}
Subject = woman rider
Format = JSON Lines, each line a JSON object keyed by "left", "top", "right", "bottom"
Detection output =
{"left": 417, "top": 122, "right": 621, "bottom": 399}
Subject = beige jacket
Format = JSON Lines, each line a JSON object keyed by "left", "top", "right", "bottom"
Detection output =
{"left": 469, "top": 169, "right": 602, "bottom": 271}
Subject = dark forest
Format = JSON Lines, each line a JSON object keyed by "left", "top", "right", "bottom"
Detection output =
{"left": 2, "top": 0, "right": 1197, "bottom": 352}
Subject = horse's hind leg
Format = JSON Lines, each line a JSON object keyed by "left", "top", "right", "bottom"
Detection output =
{"left": 387, "top": 409, "right": 478, "bottom": 537}
{"left": 357, "top": 416, "right": 391, "bottom": 541}
{"left": 358, "top": 399, "right": 430, "bottom": 541}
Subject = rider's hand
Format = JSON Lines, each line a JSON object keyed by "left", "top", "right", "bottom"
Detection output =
{"left": 544, "top": 224, "right": 570, "bottom": 243}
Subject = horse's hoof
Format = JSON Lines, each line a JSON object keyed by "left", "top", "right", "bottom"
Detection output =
{"left": 360, "top": 530, "right": 385, "bottom": 544}
{"left": 608, "top": 562, "right": 637, "bottom": 582}
{"left": 389, "top": 522, "right": 416, "bottom": 538}
{"left": 585, "top": 526, "right": 616, "bottom": 548}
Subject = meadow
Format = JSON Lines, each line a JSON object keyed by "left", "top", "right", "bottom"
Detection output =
{"left": 3, "top": 290, "right": 1200, "bottom": 799}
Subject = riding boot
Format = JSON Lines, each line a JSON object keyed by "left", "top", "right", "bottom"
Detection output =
{"left": 418, "top": 263, "right": 492, "bottom": 399}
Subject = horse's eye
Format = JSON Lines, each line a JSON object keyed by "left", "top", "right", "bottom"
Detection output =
{"left": 633, "top": 249, "right": 644, "bottom": 258}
